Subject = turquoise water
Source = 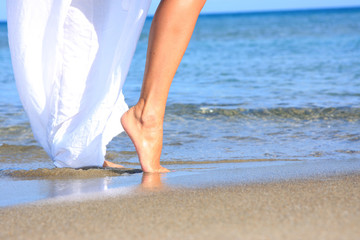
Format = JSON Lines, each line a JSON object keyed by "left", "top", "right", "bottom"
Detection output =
{"left": 1, "top": 8, "right": 360, "bottom": 206}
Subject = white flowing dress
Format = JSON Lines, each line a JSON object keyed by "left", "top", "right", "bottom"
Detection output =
{"left": 7, "top": 0, "right": 152, "bottom": 168}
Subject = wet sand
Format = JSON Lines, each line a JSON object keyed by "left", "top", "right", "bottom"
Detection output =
{"left": 1, "top": 173, "right": 359, "bottom": 240}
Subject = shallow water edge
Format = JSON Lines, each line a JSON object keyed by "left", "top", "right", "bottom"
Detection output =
{"left": 1, "top": 158, "right": 359, "bottom": 207}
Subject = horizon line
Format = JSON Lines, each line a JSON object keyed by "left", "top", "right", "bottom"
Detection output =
{"left": 1, "top": 5, "right": 359, "bottom": 23}
{"left": 201, "top": 5, "right": 360, "bottom": 15}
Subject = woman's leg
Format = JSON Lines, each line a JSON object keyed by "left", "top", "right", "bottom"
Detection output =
{"left": 121, "top": 0, "right": 206, "bottom": 172}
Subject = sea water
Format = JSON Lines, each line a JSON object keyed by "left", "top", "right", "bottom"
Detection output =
{"left": 1, "top": 8, "right": 360, "bottom": 206}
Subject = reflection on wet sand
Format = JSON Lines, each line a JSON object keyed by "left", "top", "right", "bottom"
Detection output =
{"left": 140, "top": 173, "right": 167, "bottom": 191}
{"left": 1, "top": 167, "right": 169, "bottom": 205}
{"left": 47, "top": 178, "right": 113, "bottom": 198}
{"left": 42, "top": 172, "right": 168, "bottom": 201}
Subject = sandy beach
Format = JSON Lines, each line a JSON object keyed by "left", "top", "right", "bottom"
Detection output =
{"left": 1, "top": 173, "right": 359, "bottom": 240}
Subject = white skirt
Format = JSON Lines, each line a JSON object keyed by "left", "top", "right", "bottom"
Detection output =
{"left": 7, "top": 0, "right": 152, "bottom": 168}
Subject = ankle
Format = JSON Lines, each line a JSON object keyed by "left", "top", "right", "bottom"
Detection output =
{"left": 139, "top": 114, "right": 163, "bottom": 129}
{"left": 133, "top": 101, "right": 164, "bottom": 129}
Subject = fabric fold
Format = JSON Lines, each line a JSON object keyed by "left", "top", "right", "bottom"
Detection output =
{"left": 7, "top": 0, "right": 152, "bottom": 168}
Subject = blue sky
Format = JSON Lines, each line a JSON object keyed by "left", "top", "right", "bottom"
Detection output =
{"left": 1, "top": 0, "right": 360, "bottom": 21}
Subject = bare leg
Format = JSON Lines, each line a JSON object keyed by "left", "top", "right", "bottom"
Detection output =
{"left": 121, "top": 0, "right": 206, "bottom": 172}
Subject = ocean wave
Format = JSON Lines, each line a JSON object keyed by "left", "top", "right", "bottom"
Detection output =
{"left": 0, "top": 144, "right": 49, "bottom": 163}
{"left": 0, "top": 106, "right": 358, "bottom": 137}
{"left": 166, "top": 104, "right": 360, "bottom": 121}
{"left": 117, "top": 158, "right": 300, "bottom": 166}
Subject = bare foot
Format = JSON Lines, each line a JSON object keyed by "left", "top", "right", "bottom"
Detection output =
{"left": 121, "top": 106, "right": 170, "bottom": 173}
{"left": 103, "top": 160, "right": 124, "bottom": 168}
